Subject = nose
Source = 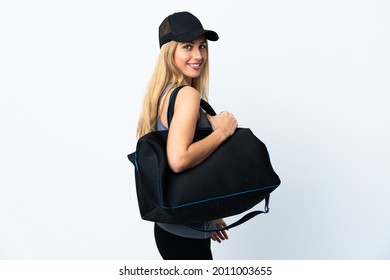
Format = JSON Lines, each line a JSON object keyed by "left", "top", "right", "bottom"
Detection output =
{"left": 192, "top": 48, "right": 202, "bottom": 60}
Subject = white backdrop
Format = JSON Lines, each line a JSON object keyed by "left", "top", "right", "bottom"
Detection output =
{"left": 1, "top": 0, "right": 389, "bottom": 259}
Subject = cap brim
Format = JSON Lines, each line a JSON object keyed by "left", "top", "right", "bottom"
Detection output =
{"left": 175, "top": 29, "right": 219, "bottom": 43}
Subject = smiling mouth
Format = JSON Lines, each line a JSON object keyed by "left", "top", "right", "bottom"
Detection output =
{"left": 188, "top": 63, "right": 202, "bottom": 69}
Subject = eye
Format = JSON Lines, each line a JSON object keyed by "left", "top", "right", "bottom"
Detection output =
{"left": 182, "top": 44, "right": 193, "bottom": 50}
{"left": 199, "top": 44, "right": 207, "bottom": 49}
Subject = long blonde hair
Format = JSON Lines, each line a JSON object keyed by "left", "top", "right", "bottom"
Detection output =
{"left": 136, "top": 41, "right": 210, "bottom": 138}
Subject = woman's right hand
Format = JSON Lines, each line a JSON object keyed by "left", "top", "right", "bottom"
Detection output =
{"left": 206, "top": 111, "right": 238, "bottom": 140}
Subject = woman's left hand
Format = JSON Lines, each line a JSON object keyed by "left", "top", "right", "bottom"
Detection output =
{"left": 211, "top": 219, "right": 229, "bottom": 243}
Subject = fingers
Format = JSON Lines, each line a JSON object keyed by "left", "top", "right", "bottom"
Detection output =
{"left": 211, "top": 233, "right": 219, "bottom": 242}
{"left": 207, "top": 111, "right": 238, "bottom": 138}
{"left": 219, "top": 229, "right": 229, "bottom": 240}
{"left": 216, "top": 219, "right": 227, "bottom": 228}
{"left": 211, "top": 219, "right": 229, "bottom": 243}
{"left": 223, "top": 111, "right": 238, "bottom": 135}
{"left": 211, "top": 230, "right": 228, "bottom": 243}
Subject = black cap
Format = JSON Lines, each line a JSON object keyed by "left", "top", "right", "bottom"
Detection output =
{"left": 159, "top": 12, "right": 219, "bottom": 48}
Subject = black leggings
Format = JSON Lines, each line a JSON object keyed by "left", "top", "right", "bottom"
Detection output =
{"left": 154, "top": 223, "right": 213, "bottom": 260}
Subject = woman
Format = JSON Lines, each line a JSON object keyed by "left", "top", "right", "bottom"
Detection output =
{"left": 136, "top": 11, "right": 238, "bottom": 260}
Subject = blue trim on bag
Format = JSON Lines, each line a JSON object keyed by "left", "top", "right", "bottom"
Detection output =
{"left": 134, "top": 153, "right": 139, "bottom": 172}
{"left": 161, "top": 184, "right": 278, "bottom": 209}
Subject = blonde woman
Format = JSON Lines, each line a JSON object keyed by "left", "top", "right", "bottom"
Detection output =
{"left": 136, "top": 11, "right": 237, "bottom": 260}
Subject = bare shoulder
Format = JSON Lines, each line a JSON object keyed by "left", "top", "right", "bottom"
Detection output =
{"left": 176, "top": 86, "right": 200, "bottom": 100}
{"left": 174, "top": 86, "right": 201, "bottom": 109}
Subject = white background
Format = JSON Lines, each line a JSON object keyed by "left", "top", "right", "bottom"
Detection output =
{"left": 1, "top": 0, "right": 389, "bottom": 260}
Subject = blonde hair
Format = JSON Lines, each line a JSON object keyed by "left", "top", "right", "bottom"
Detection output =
{"left": 136, "top": 41, "right": 210, "bottom": 138}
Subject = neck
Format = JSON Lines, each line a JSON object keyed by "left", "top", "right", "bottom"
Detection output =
{"left": 184, "top": 77, "right": 193, "bottom": 86}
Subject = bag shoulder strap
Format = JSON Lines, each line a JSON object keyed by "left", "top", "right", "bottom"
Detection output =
{"left": 167, "top": 85, "right": 186, "bottom": 127}
{"left": 167, "top": 86, "right": 217, "bottom": 127}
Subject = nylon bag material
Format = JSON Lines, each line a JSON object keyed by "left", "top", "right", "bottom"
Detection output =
{"left": 128, "top": 87, "right": 281, "bottom": 224}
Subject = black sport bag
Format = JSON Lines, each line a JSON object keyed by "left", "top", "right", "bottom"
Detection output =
{"left": 128, "top": 86, "right": 281, "bottom": 229}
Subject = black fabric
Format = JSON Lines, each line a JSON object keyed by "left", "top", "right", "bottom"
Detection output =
{"left": 128, "top": 86, "right": 281, "bottom": 225}
{"left": 154, "top": 223, "right": 212, "bottom": 260}
{"left": 159, "top": 11, "right": 218, "bottom": 48}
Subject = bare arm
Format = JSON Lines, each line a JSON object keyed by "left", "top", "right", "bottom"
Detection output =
{"left": 166, "top": 87, "right": 237, "bottom": 173}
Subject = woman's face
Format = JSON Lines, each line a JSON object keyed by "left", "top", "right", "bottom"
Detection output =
{"left": 174, "top": 36, "right": 208, "bottom": 84}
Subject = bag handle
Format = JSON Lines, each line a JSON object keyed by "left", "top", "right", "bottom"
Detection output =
{"left": 167, "top": 86, "right": 217, "bottom": 127}
{"left": 187, "top": 196, "right": 270, "bottom": 232}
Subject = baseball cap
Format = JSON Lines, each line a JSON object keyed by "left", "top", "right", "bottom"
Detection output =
{"left": 159, "top": 11, "right": 219, "bottom": 48}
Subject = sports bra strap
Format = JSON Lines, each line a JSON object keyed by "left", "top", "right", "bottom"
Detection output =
{"left": 157, "top": 83, "right": 173, "bottom": 117}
